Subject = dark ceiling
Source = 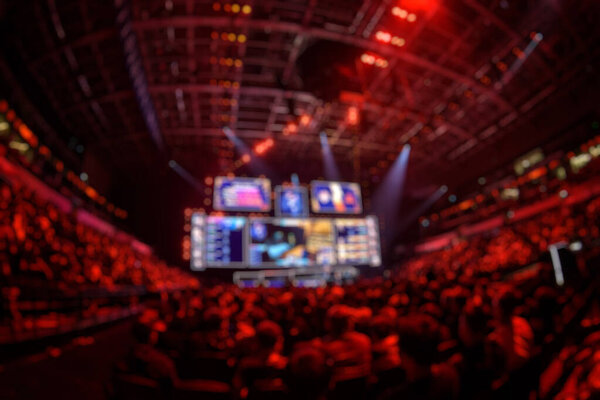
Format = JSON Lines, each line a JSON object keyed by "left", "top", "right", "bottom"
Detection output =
{"left": 0, "top": 0, "right": 599, "bottom": 260}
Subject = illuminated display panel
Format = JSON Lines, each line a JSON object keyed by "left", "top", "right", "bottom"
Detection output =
{"left": 310, "top": 181, "right": 362, "bottom": 214}
{"left": 275, "top": 186, "right": 308, "bottom": 217}
{"left": 213, "top": 176, "right": 271, "bottom": 212}
{"left": 205, "top": 216, "right": 246, "bottom": 267}
{"left": 248, "top": 218, "right": 336, "bottom": 267}
{"left": 334, "top": 216, "right": 381, "bottom": 266}
{"left": 190, "top": 213, "right": 205, "bottom": 270}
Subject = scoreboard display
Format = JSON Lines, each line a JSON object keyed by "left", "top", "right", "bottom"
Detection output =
{"left": 334, "top": 216, "right": 381, "bottom": 267}
{"left": 249, "top": 218, "right": 336, "bottom": 267}
{"left": 310, "top": 181, "right": 362, "bottom": 214}
{"left": 213, "top": 176, "right": 271, "bottom": 212}
{"left": 205, "top": 216, "right": 246, "bottom": 267}
{"left": 191, "top": 213, "right": 380, "bottom": 269}
{"left": 189, "top": 177, "right": 379, "bottom": 270}
{"left": 275, "top": 186, "right": 309, "bottom": 217}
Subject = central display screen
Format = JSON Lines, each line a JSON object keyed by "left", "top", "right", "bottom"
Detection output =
{"left": 310, "top": 181, "right": 362, "bottom": 214}
{"left": 213, "top": 176, "right": 271, "bottom": 212}
{"left": 249, "top": 218, "right": 336, "bottom": 267}
{"left": 190, "top": 212, "right": 381, "bottom": 270}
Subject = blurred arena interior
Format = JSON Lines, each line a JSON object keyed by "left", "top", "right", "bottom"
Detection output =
{"left": 0, "top": 0, "right": 600, "bottom": 399}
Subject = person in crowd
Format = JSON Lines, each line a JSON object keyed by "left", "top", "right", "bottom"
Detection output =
{"left": 317, "top": 304, "right": 372, "bottom": 385}
{"left": 233, "top": 319, "right": 288, "bottom": 396}
{"left": 380, "top": 314, "right": 459, "bottom": 400}
{"left": 287, "top": 345, "right": 331, "bottom": 400}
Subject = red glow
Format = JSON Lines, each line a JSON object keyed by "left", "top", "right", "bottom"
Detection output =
{"left": 241, "top": 154, "right": 251, "bottom": 163}
{"left": 360, "top": 53, "right": 388, "bottom": 68}
{"left": 299, "top": 114, "right": 311, "bottom": 126}
{"left": 400, "top": 0, "right": 436, "bottom": 11}
{"left": 253, "top": 137, "right": 275, "bottom": 155}
{"left": 347, "top": 106, "right": 359, "bottom": 125}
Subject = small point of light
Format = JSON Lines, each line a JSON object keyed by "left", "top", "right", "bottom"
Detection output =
{"left": 286, "top": 122, "right": 298, "bottom": 134}
{"left": 569, "top": 241, "right": 583, "bottom": 252}
{"left": 478, "top": 177, "right": 486, "bottom": 185}
{"left": 360, "top": 53, "right": 375, "bottom": 64}
{"left": 391, "top": 37, "right": 406, "bottom": 47}
{"left": 80, "top": 172, "right": 88, "bottom": 182}
{"left": 375, "top": 58, "right": 389, "bottom": 68}
{"left": 241, "top": 154, "right": 251, "bottom": 163}
{"left": 168, "top": 160, "right": 176, "bottom": 168}
{"left": 559, "top": 189, "right": 569, "bottom": 199}
{"left": 421, "top": 219, "right": 430, "bottom": 227}
{"left": 300, "top": 114, "right": 311, "bottom": 126}
{"left": 242, "top": 4, "right": 252, "bottom": 14}
{"left": 407, "top": 13, "right": 417, "bottom": 22}
{"left": 440, "top": 185, "right": 448, "bottom": 193}
{"left": 392, "top": 7, "right": 408, "bottom": 19}
{"left": 375, "top": 31, "right": 392, "bottom": 43}
{"left": 347, "top": 106, "right": 359, "bottom": 125}
{"left": 448, "top": 194, "right": 457, "bottom": 203}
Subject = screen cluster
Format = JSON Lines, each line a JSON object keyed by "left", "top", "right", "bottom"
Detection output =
{"left": 191, "top": 177, "right": 379, "bottom": 270}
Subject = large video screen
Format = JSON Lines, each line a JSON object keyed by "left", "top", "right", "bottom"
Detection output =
{"left": 335, "top": 216, "right": 381, "bottom": 266}
{"left": 275, "top": 186, "right": 308, "bottom": 218}
{"left": 213, "top": 176, "right": 271, "bottom": 212}
{"left": 204, "top": 216, "right": 246, "bottom": 266}
{"left": 311, "top": 181, "right": 362, "bottom": 214}
{"left": 248, "top": 218, "right": 336, "bottom": 267}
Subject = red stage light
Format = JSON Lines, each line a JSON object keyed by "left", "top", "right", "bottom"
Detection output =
{"left": 360, "top": 53, "right": 388, "bottom": 68}
{"left": 375, "top": 31, "right": 392, "bottom": 43}
{"left": 299, "top": 114, "right": 311, "bottom": 126}
{"left": 401, "top": 0, "right": 435, "bottom": 11}
{"left": 347, "top": 106, "right": 359, "bottom": 125}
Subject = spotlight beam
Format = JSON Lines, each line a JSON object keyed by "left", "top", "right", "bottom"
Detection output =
{"left": 370, "top": 144, "right": 411, "bottom": 248}
{"left": 320, "top": 132, "right": 342, "bottom": 181}
{"left": 168, "top": 160, "right": 204, "bottom": 192}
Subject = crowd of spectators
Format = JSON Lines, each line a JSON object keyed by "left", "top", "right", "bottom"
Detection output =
{"left": 117, "top": 196, "right": 600, "bottom": 399}
{"left": 0, "top": 178, "right": 197, "bottom": 332}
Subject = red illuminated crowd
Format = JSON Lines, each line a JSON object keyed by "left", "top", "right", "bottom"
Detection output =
{"left": 0, "top": 178, "right": 198, "bottom": 332}
{"left": 1, "top": 158, "right": 600, "bottom": 399}
{"left": 117, "top": 195, "right": 600, "bottom": 399}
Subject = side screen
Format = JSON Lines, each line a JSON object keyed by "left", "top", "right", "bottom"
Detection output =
{"left": 249, "top": 218, "right": 336, "bottom": 267}
{"left": 334, "top": 217, "right": 381, "bottom": 266}
{"left": 213, "top": 176, "right": 271, "bottom": 212}
{"left": 310, "top": 181, "right": 362, "bottom": 214}
{"left": 190, "top": 213, "right": 205, "bottom": 270}
{"left": 205, "top": 216, "right": 246, "bottom": 266}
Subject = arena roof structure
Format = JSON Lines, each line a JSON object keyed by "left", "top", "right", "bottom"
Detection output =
{"left": 1, "top": 0, "right": 598, "bottom": 201}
